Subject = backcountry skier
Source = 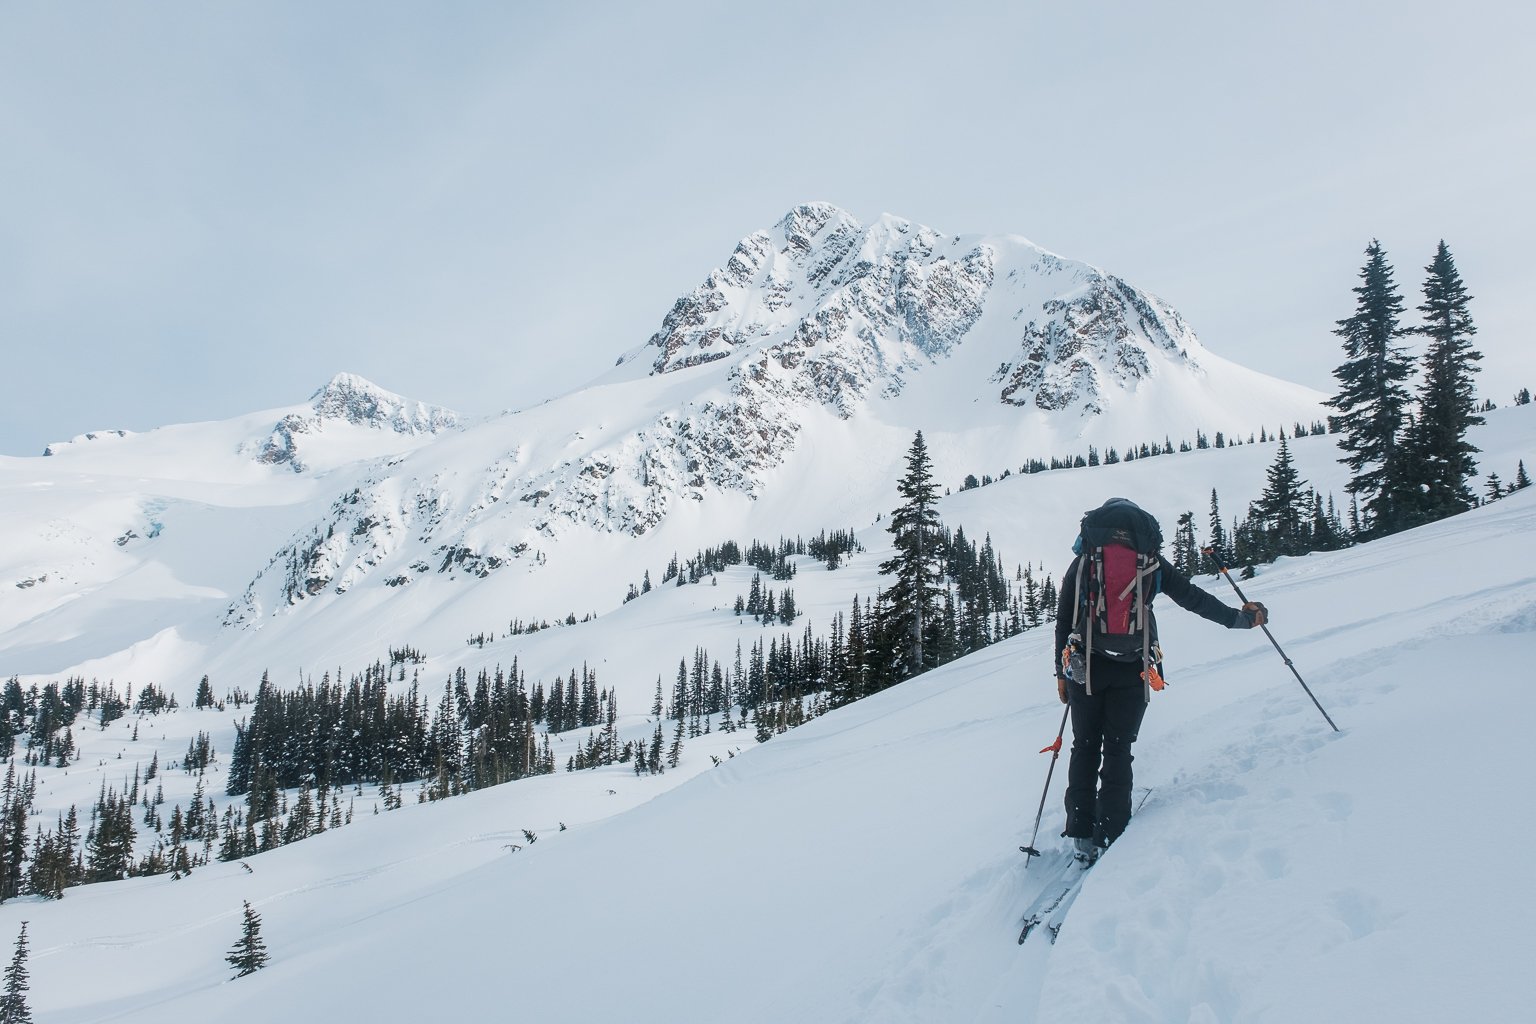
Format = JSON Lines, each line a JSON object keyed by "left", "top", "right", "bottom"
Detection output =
{"left": 1054, "top": 498, "right": 1266, "bottom": 862}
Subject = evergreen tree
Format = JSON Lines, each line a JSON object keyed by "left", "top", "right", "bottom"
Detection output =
{"left": 0, "top": 922, "right": 31, "bottom": 1024}
{"left": 0, "top": 785, "right": 25, "bottom": 903}
{"left": 878, "top": 432, "right": 945, "bottom": 679}
{"left": 1172, "top": 511, "right": 1198, "bottom": 576}
{"left": 226, "top": 900, "right": 270, "bottom": 977}
{"left": 1251, "top": 437, "right": 1310, "bottom": 557}
{"left": 1202, "top": 489, "right": 1226, "bottom": 574}
{"left": 1399, "top": 241, "right": 1482, "bottom": 525}
{"left": 1309, "top": 490, "right": 1341, "bottom": 553}
{"left": 1327, "top": 240, "right": 1414, "bottom": 535}
{"left": 1515, "top": 460, "right": 1531, "bottom": 490}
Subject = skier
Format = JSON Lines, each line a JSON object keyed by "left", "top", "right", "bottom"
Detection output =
{"left": 1054, "top": 498, "right": 1266, "bottom": 862}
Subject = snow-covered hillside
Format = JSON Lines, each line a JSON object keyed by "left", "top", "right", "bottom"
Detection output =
{"left": 9, "top": 410, "right": 1534, "bottom": 1023}
{"left": 0, "top": 374, "right": 456, "bottom": 679}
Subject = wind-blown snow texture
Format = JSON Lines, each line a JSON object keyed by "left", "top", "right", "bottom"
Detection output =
{"left": 1, "top": 205, "right": 1532, "bottom": 1022}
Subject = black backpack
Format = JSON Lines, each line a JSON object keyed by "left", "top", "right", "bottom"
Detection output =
{"left": 1068, "top": 499, "right": 1164, "bottom": 695}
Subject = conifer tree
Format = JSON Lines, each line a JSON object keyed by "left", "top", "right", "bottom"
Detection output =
{"left": 1172, "top": 512, "right": 1198, "bottom": 576}
{"left": 1515, "top": 460, "right": 1532, "bottom": 490}
{"left": 842, "top": 597, "right": 867, "bottom": 705}
{"left": 1327, "top": 240, "right": 1414, "bottom": 535}
{"left": 0, "top": 922, "right": 31, "bottom": 1024}
{"left": 1202, "top": 489, "right": 1226, "bottom": 573}
{"left": 1252, "top": 437, "right": 1310, "bottom": 557}
{"left": 878, "top": 432, "right": 945, "bottom": 679}
{"left": 226, "top": 900, "right": 270, "bottom": 978}
{"left": 0, "top": 786, "right": 25, "bottom": 903}
{"left": 1309, "top": 490, "right": 1341, "bottom": 552}
{"left": 1398, "top": 241, "right": 1482, "bottom": 525}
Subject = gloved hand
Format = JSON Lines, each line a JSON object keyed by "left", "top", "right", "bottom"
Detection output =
{"left": 1239, "top": 601, "right": 1269, "bottom": 628}
{"left": 1056, "top": 675, "right": 1069, "bottom": 705}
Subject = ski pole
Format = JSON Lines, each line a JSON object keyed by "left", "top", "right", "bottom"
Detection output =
{"left": 1200, "top": 547, "right": 1340, "bottom": 733}
{"left": 1020, "top": 704, "right": 1070, "bottom": 867}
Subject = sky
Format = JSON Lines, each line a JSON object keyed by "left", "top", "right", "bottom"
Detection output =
{"left": 3, "top": 0, "right": 1533, "bottom": 456}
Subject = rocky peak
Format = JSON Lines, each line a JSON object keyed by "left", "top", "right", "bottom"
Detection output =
{"left": 254, "top": 373, "right": 460, "bottom": 471}
{"left": 645, "top": 203, "right": 996, "bottom": 387}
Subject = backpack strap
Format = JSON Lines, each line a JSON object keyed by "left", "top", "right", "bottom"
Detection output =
{"left": 1139, "top": 554, "right": 1151, "bottom": 703}
{"left": 1136, "top": 552, "right": 1160, "bottom": 703}
{"left": 1074, "top": 553, "right": 1094, "bottom": 695}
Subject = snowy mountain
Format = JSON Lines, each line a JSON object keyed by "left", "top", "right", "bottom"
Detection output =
{"left": 1, "top": 204, "right": 1331, "bottom": 689}
{"left": 0, "top": 375, "right": 456, "bottom": 679}
{"left": 215, "top": 204, "right": 1328, "bottom": 634}
{"left": 637, "top": 202, "right": 1202, "bottom": 416}
{"left": 246, "top": 372, "right": 461, "bottom": 472}
{"left": 9, "top": 407, "right": 1535, "bottom": 1023}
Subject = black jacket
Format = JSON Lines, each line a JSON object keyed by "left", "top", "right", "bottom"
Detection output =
{"left": 1054, "top": 554, "right": 1243, "bottom": 674}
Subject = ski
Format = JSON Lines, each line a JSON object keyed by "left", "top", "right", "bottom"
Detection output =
{"left": 1016, "top": 851, "right": 1088, "bottom": 944}
{"left": 1017, "top": 792, "right": 1151, "bottom": 943}
{"left": 1041, "top": 864, "right": 1092, "bottom": 943}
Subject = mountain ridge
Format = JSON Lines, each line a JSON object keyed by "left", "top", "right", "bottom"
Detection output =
{"left": 3, "top": 203, "right": 1330, "bottom": 681}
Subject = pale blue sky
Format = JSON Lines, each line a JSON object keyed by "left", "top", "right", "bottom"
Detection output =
{"left": 3, "top": 1, "right": 1532, "bottom": 455}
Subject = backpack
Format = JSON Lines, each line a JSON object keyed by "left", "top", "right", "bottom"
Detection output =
{"left": 1068, "top": 499, "right": 1164, "bottom": 696}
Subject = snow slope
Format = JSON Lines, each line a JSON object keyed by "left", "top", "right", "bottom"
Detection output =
{"left": 9, "top": 409, "right": 1534, "bottom": 1023}
{"left": 0, "top": 375, "right": 455, "bottom": 677}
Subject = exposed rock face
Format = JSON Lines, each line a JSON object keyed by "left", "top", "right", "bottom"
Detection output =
{"left": 647, "top": 203, "right": 994, "bottom": 391}
{"left": 255, "top": 373, "right": 460, "bottom": 471}
{"left": 42, "top": 429, "right": 132, "bottom": 456}
{"left": 996, "top": 260, "right": 1198, "bottom": 414}
{"left": 546, "top": 203, "right": 999, "bottom": 530}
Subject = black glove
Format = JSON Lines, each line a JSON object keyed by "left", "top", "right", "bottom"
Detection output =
{"left": 1236, "top": 601, "right": 1269, "bottom": 628}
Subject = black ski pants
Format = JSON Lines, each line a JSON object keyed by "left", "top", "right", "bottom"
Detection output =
{"left": 1064, "top": 656, "right": 1148, "bottom": 845}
